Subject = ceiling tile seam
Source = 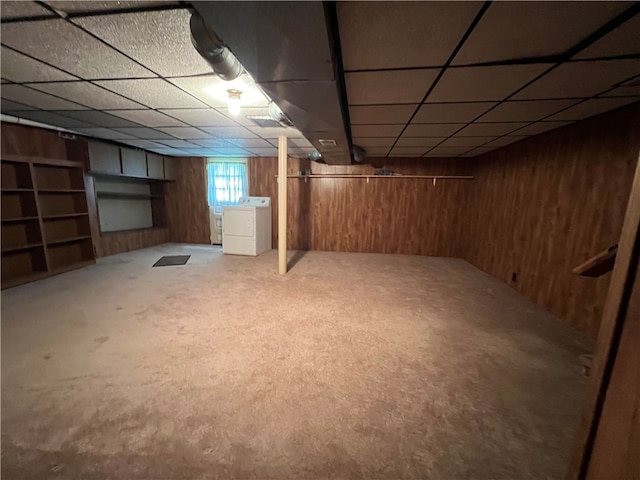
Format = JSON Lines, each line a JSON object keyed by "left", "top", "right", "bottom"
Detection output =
{"left": 423, "top": 5, "right": 640, "bottom": 156}
{"left": 0, "top": 43, "right": 83, "bottom": 81}
{"left": 3, "top": 83, "right": 96, "bottom": 111}
{"left": 382, "top": 0, "right": 492, "bottom": 157}
{"left": 512, "top": 79, "right": 640, "bottom": 127}
{"left": 60, "top": 4, "right": 190, "bottom": 20}
{"left": 0, "top": 14, "right": 55, "bottom": 24}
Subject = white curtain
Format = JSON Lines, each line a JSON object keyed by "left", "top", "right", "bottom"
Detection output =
{"left": 207, "top": 162, "right": 248, "bottom": 209}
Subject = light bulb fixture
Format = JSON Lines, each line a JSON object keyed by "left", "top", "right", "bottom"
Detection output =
{"left": 227, "top": 88, "right": 242, "bottom": 116}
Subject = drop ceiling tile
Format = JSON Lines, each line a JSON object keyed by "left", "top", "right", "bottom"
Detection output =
{"left": 246, "top": 147, "right": 279, "bottom": 156}
{"left": 245, "top": 126, "right": 299, "bottom": 138}
{"left": 1, "top": 99, "right": 36, "bottom": 111}
{"left": 1, "top": 84, "right": 88, "bottom": 110}
{"left": 45, "top": 1, "right": 179, "bottom": 13}
{"left": 287, "top": 138, "right": 313, "bottom": 149}
{"left": 158, "top": 108, "right": 239, "bottom": 127}
{"left": 395, "top": 136, "right": 446, "bottom": 147}
{"left": 337, "top": 2, "right": 483, "bottom": 70}
{"left": 363, "top": 147, "right": 391, "bottom": 156}
{"left": 169, "top": 75, "right": 270, "bottom": 109}
{"left": 414, "top": 102, "right": 497, "bottom": 123}
{"left": 439, "top": 136, "right": 496, "bottom": 147}
{"left": 545, "top": 97, "right": 640, "bottom": 121}
{"left": 73, "top": 127, "right": 137, "bottom": 140}
{"left": 156, "top": 139, "right": 203, "bottom": 149}
{"left": 29, "top": 81, "right": 146, "bottom": 110}
{"left": 75, "top": 9, "right": 212, "bottom": 77}
{"left": 1, "top": 19, "right": 155, "bottom": 79}
{"left": 155, "top": 127, "right": 211, "bottom": 140}
{"left": 512, "top": 59, "right": 640, "bottom": 100}
{"left": 148, "top": 148, "right": 189, "bottom": 156}
{"left": 1, "top": 1, "right": 54, "bottom": 19}
{"left": 1, "top": 47, "right": 78, "bottom": 83}
{"left": 96, "top": 79, "right": 207, "bottom": 109}
{"left": 349, "top": 105, "right": 417, "bottom": 125}
{"left": 226, "top": 107, "right": 272, "bottom": 127}
{"left": 428, "top": 64, "right": 551, "bottom": 102}
{"left": 345, "top": 70, "right": 440, "bottom": 105}
{"left": 477, "top": 99, "right": 581, "bottom": 122}
{"left": 457, "top": 122, "right": 529, "bottom": 136}
{"left": 352, "top": 137, "right": 397, "bottom": 148}
{"left": 403, "top": 123, "right": 464, "bottom": 137}
{"left": 180, "top": 149, "right": 219, "bottom": 157}
{"left": 452, "top": 2, "right": 629, "bottom": 65}
{"left": 57, "top": 110, "right": 143, "bottom": 128}
{"left": 119, "top": 139, "right": 168, "bottom": 150}
{"left": 351, "top": 125, "right": 404, "bottom": 137}
{"left": 213, "top": 147, "right": 253, "bottom": 157}
{"left": 484, "top": 136, "right": 528, "bottom": 148}
{"left": 508, "top": 121, "right": 572, "bottom": 136}
{"left": 574, "top": 15, "right": 640, "bottom": 59}
{"left": 198, "top": 126, "right": 260, "bottom": 140}
{"left": 108, "top": 109, "right": 188, "bottom": 127}
{"left": 602, "top": 84, "right": 640, "bottom": 97}
{"left": 112, "top": 127, "right": 176, "bottom": 139}
{"left": 461, "top": 146, "right": 498, "bottom": 157}
{"left": 6, "top": 110, "right": 88, "bottom": 128}
{"left": 225, "top": 138, "right": 274, "bottom": 148}
{"left": 388, "top": 147, "right": 429, "bottom": 157}
{"left": 428, "top": 146, "right": 473, "bottom": 155}
{"left": 192, "top": 139, "right": 235, "bottom": 148}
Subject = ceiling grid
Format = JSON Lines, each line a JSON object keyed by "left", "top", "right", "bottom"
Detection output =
{"left": 1, "top": 1, "right": 639, "bottom": 159}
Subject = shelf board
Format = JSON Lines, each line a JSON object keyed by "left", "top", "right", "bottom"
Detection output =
{"left": 573, "top": 245, "right": 619, "bottom": 277}
{"left": 42, "top": 212, "right": 89, "bottom": 220}
{"left": 1, "top": 242, "right": 44, "bottom": 254}
{"left": 96, "top": 191, "right": 159, "bottom": 200}
{"left": 46, "top": 235, "right": 92, "bottom": 246}
{"left": 2, "top": 188, "right": 34, "bottom": 193}
{"left": 38, "top": 189, "right": 86, "bottom": 193}
{"left": 1, "top": 270, "right": 49, "bottom": 289}
{"left": 1, "top": 216, "right": 39, "bottom": 224}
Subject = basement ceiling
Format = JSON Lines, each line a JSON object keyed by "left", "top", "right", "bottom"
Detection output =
{"left": 1, "top": 1, "right": 639, "bottom": 159}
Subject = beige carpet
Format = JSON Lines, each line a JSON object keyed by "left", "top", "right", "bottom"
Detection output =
{"left": 1, "top": 244, "right": 593, "bottom": 479}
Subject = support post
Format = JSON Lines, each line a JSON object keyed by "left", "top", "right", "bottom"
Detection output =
{"left": 278, "top": 136, "right": 287, "bottom": 275}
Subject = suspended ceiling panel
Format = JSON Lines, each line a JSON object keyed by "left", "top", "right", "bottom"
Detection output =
{"left": 1, "top": 47, "right": 77, "bottom": 82}
{"left": 1, "top": 1, "right": 639, "bottom": 160}
{"left": 0, "top": 2, "right": 311, "bottom": 158}
{"left": 451, "top": 2, "right": 630, "bottom": 65}
{"left": 74, "top": 9, "right": 213, "bottom": 77}
{"left": 337, "top": 1, "right": 640, "bottom": 158}
{"left": 337, "top": 2, "right": 483, "bottom": 70}
{"left": 1, "top": 19, "right": 155, "bottom": 79}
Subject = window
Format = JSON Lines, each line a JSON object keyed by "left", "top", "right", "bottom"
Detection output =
{"left": 207, "top": 160, "right": 248, "bottom": 211}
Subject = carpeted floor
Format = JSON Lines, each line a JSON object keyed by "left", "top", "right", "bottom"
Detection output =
{"left": 1, "top": 244, "right": 594, "bottom": 479}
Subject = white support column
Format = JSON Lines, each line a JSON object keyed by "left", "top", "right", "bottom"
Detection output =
{"left": 278, "top": 136, "right": 287, "bottom": 275}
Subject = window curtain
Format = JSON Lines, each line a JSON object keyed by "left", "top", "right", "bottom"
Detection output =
{"left": 207, "top": 162, "right": 248, "bottom": 208}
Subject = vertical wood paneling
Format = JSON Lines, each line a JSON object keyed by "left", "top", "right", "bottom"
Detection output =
{"left": 95, "top": 228, "right": 170, "bottom": 257}
{"left": 1, "top": 122, "right": 67, "bottom": 158}
{"left": 463, "top": 102, "right": 640, "bottom": 336}
{"left": 249, "top": 156, "right": 472, "bottom": 256}
{"left": 165, "top": 156, "right": 210, "bottom": 244}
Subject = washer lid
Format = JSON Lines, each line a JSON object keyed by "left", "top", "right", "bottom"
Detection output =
{"left": 238, "top": 196, "right": 271, "bottom": 207}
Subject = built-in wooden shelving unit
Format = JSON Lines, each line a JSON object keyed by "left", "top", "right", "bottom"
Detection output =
{"left": 1, "top": 154, "right": 95, "bottom": 289}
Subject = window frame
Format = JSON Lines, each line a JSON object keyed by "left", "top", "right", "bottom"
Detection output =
{"left": 206, "top": 158, "right": 249, "bottom": 211}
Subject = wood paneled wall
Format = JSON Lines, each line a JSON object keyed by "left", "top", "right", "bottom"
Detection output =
{"left": 249, "top": 156, "right": 473, "bottom": 256}
{"left": 463, "top": 102, "right": 640, "bottom": 336}
{"left": 165, "top": 156, "right": 210, "bottom": 245}
{"left": 95, "top": 228, "right": 170, "bottom": 257}
{"left": 1, "top": 122, "right": 69, "bottom": 159}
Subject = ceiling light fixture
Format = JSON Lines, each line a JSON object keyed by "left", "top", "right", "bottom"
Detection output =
{"left": 227, "top": 89, "right": 243, "bottom": 116}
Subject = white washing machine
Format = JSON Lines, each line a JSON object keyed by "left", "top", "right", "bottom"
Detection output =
{"left": 222, "top": 197, "right": 272, "bottom": 256}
